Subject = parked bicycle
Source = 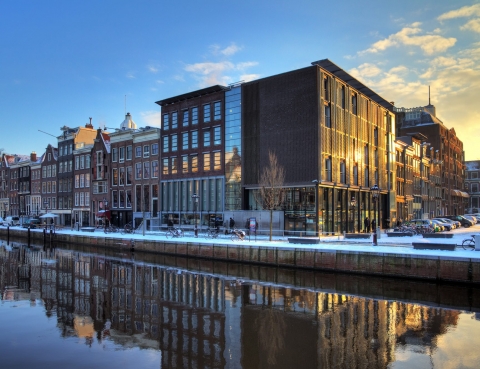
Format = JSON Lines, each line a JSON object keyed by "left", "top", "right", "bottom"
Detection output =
{"left": 205, "top": 227, "right": 221, "bottom": 239}
{"left": 121, "top": 222, "right": 136, "bottom": 235}
{"left": 165, "top": 227, "right": 184, "bottom": 239}
{"left": 461, "top": 235, "right": 476, "bottom": 250}
{"left": 104, "top": 224, "right": 119, "bottom": 234}
{"left": 231, "top": 228, "right": 246, "bottom": 241}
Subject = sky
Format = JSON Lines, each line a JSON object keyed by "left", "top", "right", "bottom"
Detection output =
{"left": 1, "top": 0, "right": 479, "bottom": 160}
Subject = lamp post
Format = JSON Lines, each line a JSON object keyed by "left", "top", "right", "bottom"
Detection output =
{"left": 350, "top": 196, "right": 357, "bottom": 233}
{"left": 336, "top": 203, "right": 341, "bottom": 234}
{"left": 103, "top": 197, "right": 108, "bottom": 233}
{"left": 321, "top": 208, "right": 325, "bottom": 237}
{"left": 370, "top": 184, "right": 380, "bottom": 245}
{"left": 192, "top": 193, "right": 199, "bottom": 237}
{"left": 312, "top": 179, "right": 319, "bottom": 238}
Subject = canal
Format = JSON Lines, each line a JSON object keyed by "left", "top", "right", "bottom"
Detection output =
{"left": 1, "top": 238, "right": 480, "bottom": 369}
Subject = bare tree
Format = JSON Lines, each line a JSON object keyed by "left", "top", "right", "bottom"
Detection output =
{"left": 254, "top": 151, "right": 286, "bottom": 241}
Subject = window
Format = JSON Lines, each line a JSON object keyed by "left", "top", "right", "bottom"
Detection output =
{"left": 48, "top": 153, "right": 51, "bottom": 161}
{"left": 172, "top": 112, "right": 178, "bottom": 129}
{"left": 162, "top": 158, "right": 169, "bottom": 175}
{"left": 325, "top": 157, "right": 332, "bottom": 181}
{"left": 472, "top": 183, "right": 478, "bottom": 192}
{"left": 203, "top": 130, "right": 211, "bottom": 147}
{"left": 203, "top": 104, "right": 210, "bottom": 123}
{"left": 364, "top": 145, "right": 369, "bottom": 165}
{"left": 163, "top": 114, "right": 169, "bottom": 130}
{"left": 119, "top": 147, "right": 125, "bottom": 162}
{"left": 214, "top": 127, "right": 221, "bottom": 145}
{"left": 112, "top": 148, "right": 118, "bottom": 162}
{"left": 341, "top": 85, "right": 346, "bottom": 109}
{"left": 353, "top": 165, "right": 358, "bottom": 186}
{"left": 182, "top": 155, "right": 188, "bottom": 173}
{"left": 135, "top": 163, "right": 142, "bottom": 179}
{"left": 374, "top": 127, "right": 378, "bottom": 146}
{"left": 151, "top": 143, "right": 158, "bottom": 155}
{"left": 214, "top": 101, "right": 221, "bottom": 120}
{"left": 80, "top": 156, "right": 85, "bottom": 169}
{"left": 85, "top": 173, "right": 90, "bottom": 187}
{"left": 182, "top": 110, "right": 189, "bottom": 126}
{"left": 182, "top": 132, "right": 189, "bottom": 150}
{"left": 135, "top": 146, "right": 142, "bottom": 157}
{"left": 126, "top": 189, "right": 132, "bottom": 208}
{"left": 80, "top": 192, "right": 84, "bottom": 206}
{"left": 126, "top": 145, "right": 132, "bottom": 160}
{"left": 75, "top": 175, "right": 80, "bottom": 188}
{"left": 75, "top": 156, "right": 80, "bottom": 169}
{"left": 86, "top": 155, "right": 91, "bottom": 168}
{"left": 340, "top": 162, "right": 346, "bottom": 184}
{"left": 325, "top": 104, "right": 331, "bottom": 128}
{"left": 143, "top": 145, "right": 150, "bottom": 157}
{"left": 352, "top": 93, "right": 358, "bottom": 115}
{"left": 323, "top": 76, "right": 329, "bottom": 100}
{"left": 364, "top": 167, "right": 369, "bottom": 187}
{"left": 143, "top": 161, "right": 150, "bottom": 178}
{"left": 192, "top": 107, "right": 198, "bottom": 125}
{"left": 191, "top": 155, "right": 198, "bottom": 173}
{"left": 191, "top": 130, "right": 198, "bottom": 149}
{"left": 163, "top": 136, "right": 169, "bottom": 153}
{"left": 171, "top": 157, "right": 177, "bottom": 174}
{"left": 126, "top": 167, "right": 132, "bottom": 185}
{"left": 213, "top": 152, "right": 221, "bottom": 170}
{"left": 112, "top": 168, "right": 118, "bottom": 185}
{"left": 171, "top": 134, "right": 178, "bottom": 151}
{"left": 152, "top": 161, "right": 159, "bottom": 178}
{"left": 80, "top": 174, "right": 84, "bottom": 188}
{"left": 52, "top": 182, "right": 56, "bottom": 193}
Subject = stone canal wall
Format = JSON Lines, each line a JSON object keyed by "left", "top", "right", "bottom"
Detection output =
{"left": 2, "top": 227, "right": 480, "bottom": 284}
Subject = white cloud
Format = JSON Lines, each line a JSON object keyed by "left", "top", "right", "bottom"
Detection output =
{"left": 126, "top": 72, "right": 136, "bottom": 79}
{"left": 221, "top": 43, "right": 242, "bottom": 56}
{"left": 358, "top": 23, "right": 456, "bottom": 56}
{"left": 461, "top": 18, "right": 480, "bottom": 33}
{"left": 437, "top": 4, "right": 480, "bottom": 21}
{"left": 239, "top": 74, "right": 260, "bottom": 82}
{"left": 140, "top": 110, "right": 161, "bottom": 128}
{"left": 349, "top": 63, "right": 382, "bottom": 78}
{"left": 147, "top": 64, "right": 159, "bottom": 73}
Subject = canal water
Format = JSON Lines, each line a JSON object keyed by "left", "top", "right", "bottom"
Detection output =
{"left": 1, "top": 239, "right": 480, "bottom": 369}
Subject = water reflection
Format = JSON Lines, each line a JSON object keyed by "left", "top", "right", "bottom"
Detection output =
{"left": 1, "top": 241, "right": 480, "bottom": 368}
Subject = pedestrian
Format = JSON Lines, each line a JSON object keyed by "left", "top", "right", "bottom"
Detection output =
{"left": 371, "top": 218, "right": 376, "bottom": 231}
{"left": 229, "top": 217, "right": 235, "bottom": 230}
{"left": 364, "top": 217, "right": 370, "bottom": 233}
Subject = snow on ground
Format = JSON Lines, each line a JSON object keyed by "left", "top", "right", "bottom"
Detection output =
{"left": 3, "top": 223, "right": 480, "bottom": 260}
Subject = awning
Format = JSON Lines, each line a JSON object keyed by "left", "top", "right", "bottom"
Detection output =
{"left": 460, "top": 191, "right": 470, "bottom": 198}
{"left": 451, "top": 189, "right": 462, "bottom": 196}
{"left": 95, "top": 210, "right": 111, "bottom": 220}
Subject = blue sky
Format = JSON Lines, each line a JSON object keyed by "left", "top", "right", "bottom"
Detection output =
{"left": 1, "top": 0, "right": 479, "bottom": 159}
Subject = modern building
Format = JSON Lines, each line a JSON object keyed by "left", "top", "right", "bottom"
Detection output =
{"left": 156, "top": 59, "right": 396, "bottom": 234}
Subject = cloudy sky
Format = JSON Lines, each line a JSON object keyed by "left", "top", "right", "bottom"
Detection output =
{"left": 1, "top": 1, "right": 479, "bottom": 159}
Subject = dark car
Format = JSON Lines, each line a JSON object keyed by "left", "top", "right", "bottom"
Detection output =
{"left": 443, "top": 215, "right": 473, "bottom": 227}
{"left": 22, "top": 218, "right": 41, "bottom": 229}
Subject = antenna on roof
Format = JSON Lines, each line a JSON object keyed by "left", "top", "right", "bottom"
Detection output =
{"left": 428, "top": 85, "right": 431, "bottom": 105}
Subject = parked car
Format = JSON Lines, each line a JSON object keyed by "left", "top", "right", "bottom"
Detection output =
{"left": 22, "top": 218, "right": 41, "bottom": 229}
{"left": 443, "top": 215, "right": 473, "bottom": 227}
{"left": 3, "top": 216, "right": 20, "bottom": 226}
{"left": 463, "top": 215, "right": 478, "bottom": 224}
{"left": 435, "top": 218, "right": 458, "bottom": 229}
{"left": 431, "top": 219, "right": 451, "bottom": 231}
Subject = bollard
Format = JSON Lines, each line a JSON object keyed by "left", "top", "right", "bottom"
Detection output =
{"left": 7, "top": 225, "right": 10, "bottom": 244}
{"left": 27, "top": 227, "right": 31, "bottom": 246}
{"left": 372, "top": 231, "right": 378, "bottom": 246}
{"left": 130, "top": 240, "right": 135, "bottom": 252}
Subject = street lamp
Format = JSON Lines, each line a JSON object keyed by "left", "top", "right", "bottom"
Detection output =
{"left": 103, "top": 197, "right": 108, "bottom": 232}
{"left": 336, "top": 203, "right": 341, "bottom": 234}
{"left": 370, "top": 184, "right": 380, "bottom": 244}
{"left": 312, "top": 179, "right": 319, "bottom": 238}
{"left": 192, "top": 193, "right": 199, "bottom": 237}
{"left": 350, "top": 196, "right": 357, "bottom": 233}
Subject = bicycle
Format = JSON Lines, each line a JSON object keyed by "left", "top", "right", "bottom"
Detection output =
{"left": 121, "top": 222, "right": 136, "bottom": 235}
{"left": 205, "top": 227, "right": 221, "bottom": 239}
{"left": 104, "top": 224, "right": 119, "bottom": 234}
{"left": 231, "top": 228, "right": 246, "bottom": 241}
{"left": 461, "top": 235, "right": 476, "bottom": 250}
{"left": 165, "top": 227, "right": 183, "bottom": 239}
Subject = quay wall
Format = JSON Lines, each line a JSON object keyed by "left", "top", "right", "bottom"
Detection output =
{"left": 2, "top": 227, "right": 479, "bottom": 285}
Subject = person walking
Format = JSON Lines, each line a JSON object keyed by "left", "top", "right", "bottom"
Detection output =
{"left": 371, "top": 218, "right": 376, "bottom": 232}
{"left": 364, "top": 217, "right": 370, "bottom": 233}
{"left": 229, "top": 217, "right": 235, "bottom": 230}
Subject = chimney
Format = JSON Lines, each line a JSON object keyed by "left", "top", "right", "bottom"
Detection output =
{"left": 30, "top": 151, "right": 37, "bottom": 162}
{"left": 85, "top": 117, "right": 94, "bottom": 129}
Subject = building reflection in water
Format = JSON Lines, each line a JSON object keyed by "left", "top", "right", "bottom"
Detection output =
{"left": 0, "top": 243, "right": 467, "bottom": 368}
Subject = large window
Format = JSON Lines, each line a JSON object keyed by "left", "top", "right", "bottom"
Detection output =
{"left": 213, "top": 152, "right": 221, "bottom": 170}
{"left": 163, "top": 114, "right": 169, "bottom": 130}
{"left": 171, "top": 157, "right": 177, "bottom": 174}
{"left": 151, "top": 143, "right": 158, "bottom": 155}
{"left": 182, "top": 132, "right": 189, "bottom": 150}
{"left": 204, "top": 152, "right": 210, "bottom": 171}
{"left": 143, "top": 161, "right": 150, "bottom": 178}
{"left": 172, "top": 112, "right": 178, "bottom": 129}
{"left": 135, "top": 163, "right": 142, "bottom": 179}
{"left": 325, "top": 157, "right": 332, "bottom": 181}
{"left": 182, "top": 155, "right": 188, "bottom": 173}
{"left": 163, "top": 136, "right": 169, "bottom": 153}
{"left": 325, "top": 104, "right": 331, "bottom": 128}
{"left": 191, "top": 130, "right": 198, "bottom": 149}
{"left": 172, "top": 134, "right": 178, "bottom": 151}
{"left": 119, "top": 147, "right": 125, "bottom": 162}
{"left": 203, "top": 104, "right": 210, "bottom": 123}
{"left": 112, "top": 148, "right": 118, "bottom": 162}
{"left": 203, "top": 131, "right": 210, "bottom": 147}
{"left": 152, "top": 161, "right": 159, "bottom": 178}
{"left": 182, "top": 110, "right": 189, "bottom": 127}
{"left": 126, "top": 167, "right": 132, "bottom": 185}
{"left": 192, "top": 107, "right": 198, "bottom": 125}
{"left": 162, "top": 158, "right": 168, "bottom": 175}
{"left": 126, "top": 145, "right": 132, "bottom": 160}
{"left": 214, "top": 126, "right": 221, "bottom": 145}
{"left": 191, "top": 155, "right": 198, "bottom": 173}
{"left": 214, "top": 101, "right": 221, "bottom": 120}
{"left": 135, "top": 146, "right": 142, "bottom": 158}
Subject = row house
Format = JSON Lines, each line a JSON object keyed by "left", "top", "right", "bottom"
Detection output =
{"left": 395, "top": 102, "right": 468, "bottom": 216}
{"left": 57, "top": 122, "right": 97, "bottom": 226}
{"left": 30, "top": 152, "right": 43, "bottom": 216}
{"left": 0, "top": 154, "right": 14, "bottom": 218}
{"left": 72, "top": 143, "right": 93, "bottom": 227}
{"left": 465, "top": 160, "right": 480, "bottom": 213}
{"left": 91, "top": 128, "right": 111, "bottom": 227}
{"left": 8, "top": 154, "right": 30, "bottom": 217}
{"left": 41, "top": 144, "right": 58, "bottom": 215}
